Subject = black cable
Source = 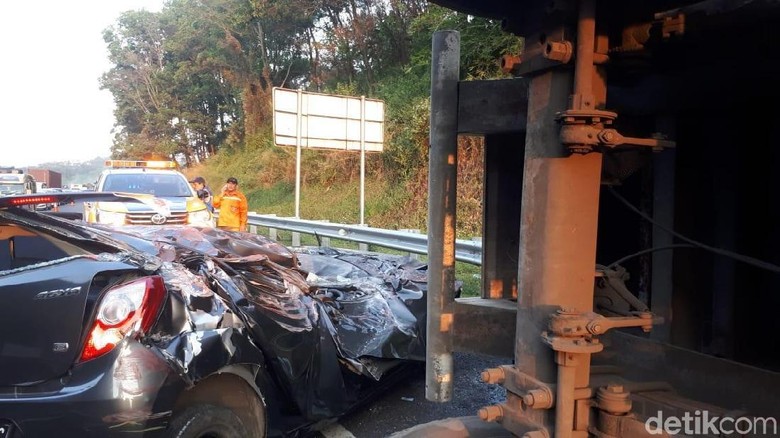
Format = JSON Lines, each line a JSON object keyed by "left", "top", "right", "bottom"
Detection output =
{"left": 606, "top": 244, "right": 696, "bottom": 269}
{"left": 607, "top": 186, "right": 780, "bottom": 274}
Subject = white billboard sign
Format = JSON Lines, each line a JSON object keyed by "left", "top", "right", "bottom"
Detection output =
{"left": 273, "top": 88, "right": 385, "bottom": 152}
{"left": 272, "top": 87, "right": 385, "bottom": 224}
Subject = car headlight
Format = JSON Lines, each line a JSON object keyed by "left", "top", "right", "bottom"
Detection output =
{"left": 187, "top": 209, "right": 212, "bottom": 226}
{"left": 98, "top": 210, "right": 127, "bottom": 226}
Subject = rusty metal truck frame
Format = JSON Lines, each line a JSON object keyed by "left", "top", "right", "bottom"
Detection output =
{"left": 419, "top": 0, "right": 780, "bottom": 437}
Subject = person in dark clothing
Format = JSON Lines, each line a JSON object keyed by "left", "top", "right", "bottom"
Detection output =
{"left": 189, "top": 176, "right": 214, "bottom": 212}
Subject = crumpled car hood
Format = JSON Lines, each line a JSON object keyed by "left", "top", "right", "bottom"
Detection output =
{"left": 89, "top": 224, "right": 433, "bottom": 419}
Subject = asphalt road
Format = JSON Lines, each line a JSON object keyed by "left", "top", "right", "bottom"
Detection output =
{"left": 317, "top": 352, "right": 510, "bottom": 438}
{"left": 54, "top": 200, "right": 84, "bottom": 216}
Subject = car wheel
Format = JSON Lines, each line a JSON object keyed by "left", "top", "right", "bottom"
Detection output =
{"left": 168, "top": 404, "right": 249, "bottom": 438}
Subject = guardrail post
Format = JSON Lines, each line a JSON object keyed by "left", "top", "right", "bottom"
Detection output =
{"left": 319, "top": 220, "right": 331, "bottom": 247}
{"left": 356, "top": 223, "right": 369, "bottom": 251}
{"left": 401, "top": 229, "right": 421, "bottom": 260}
{"left": 263, "top": 214, "right": 279, "bottom": 240}
{"left": 292, "top": 232, "right": 301, "bottom": 247}
{"left": 427, "top": 29, "right": 459, "bottom": 403}
{"left": 247, "top": 212, "right": 257, "bottom": 235}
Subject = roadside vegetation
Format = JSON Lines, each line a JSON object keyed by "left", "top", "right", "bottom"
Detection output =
{"left": 96, "top": 0, "right": 522, "bottom": 295}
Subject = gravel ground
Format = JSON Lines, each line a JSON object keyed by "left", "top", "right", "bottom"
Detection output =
{"left": 326, "top": 352, "right": 510, "bottom": 437}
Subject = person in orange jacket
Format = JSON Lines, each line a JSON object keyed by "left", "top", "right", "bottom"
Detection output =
{"left": 212, "top": 176, "right": 248, "bottom": 232}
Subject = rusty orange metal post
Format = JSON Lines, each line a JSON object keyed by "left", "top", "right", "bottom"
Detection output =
{"left": 514, "top": 0, "right": 605, "bottom": 436}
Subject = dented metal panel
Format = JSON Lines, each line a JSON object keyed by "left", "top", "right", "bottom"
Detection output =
{"left": 0, "top": 207, "right": 434, "bottom": 436}
{"left": 85, "top": 225, "right": 432, "bottom": 416}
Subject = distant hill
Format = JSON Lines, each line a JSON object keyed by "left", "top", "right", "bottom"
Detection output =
{"left": 32, "top": 157, "right": 107, "bottom": 186}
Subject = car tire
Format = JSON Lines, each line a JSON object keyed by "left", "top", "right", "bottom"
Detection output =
{"left": 168, "top": 404, "right": 249, "bottom": 438}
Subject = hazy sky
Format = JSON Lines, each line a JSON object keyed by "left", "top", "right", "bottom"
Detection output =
{"left": 0, "top": 0, "right": 164, "bottom": 167}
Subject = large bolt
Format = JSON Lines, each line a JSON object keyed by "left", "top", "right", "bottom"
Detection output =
{"left": 598, "top": 129, "right": 620, "bottom": 145}
{"left": 500, "top": 55, "right": 521, "bottom": 74}
{"left": 639, "top": 312, "right": 654, "bottom": 332}
{"left": 480, "top": 367, "right": 506, "bottom": 384}
{"left": 478, "top": 405, "right": 504, "bottom": 422}
{"left": 598, "top": 384, "right": 632, "bottom": 415}
{"left": 607, "top": 384, "right": 624, "bottom": 394}
{"left": 544, "top": 40, "right": 573, "bottom": 63}
{"left": 523, "top": 389, "right": 552, "bottom": 409}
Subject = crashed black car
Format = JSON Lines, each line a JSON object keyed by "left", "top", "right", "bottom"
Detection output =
{"left": 0, "top": 193, "right": 435, "bottom": 437}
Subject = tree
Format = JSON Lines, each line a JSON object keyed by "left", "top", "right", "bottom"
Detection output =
{"left": 100, "top": 0, "right": 519, "bottom": 177}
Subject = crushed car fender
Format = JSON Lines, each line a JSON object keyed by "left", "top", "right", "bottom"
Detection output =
{"left": 96, "top": 226, "right": 435, "bottom": 420}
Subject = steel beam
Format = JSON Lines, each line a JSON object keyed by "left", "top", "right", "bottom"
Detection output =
{"left": 457, "top": 79, "right": 528, "bottom": 135}
{"left": 427, "top": 30, "right": 460, "bottom": 403}
{"left": 514, "top": 1, "right": 605, "bottom": 434}
{"left": 453, "top": 297, "right": 516, "bottom": 357}
{"left": 482, "top": 132, "right": 525, "bottom": 300}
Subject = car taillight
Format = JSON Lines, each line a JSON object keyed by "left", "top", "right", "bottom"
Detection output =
{"left": 79, "top": 276, "right": 166, "bottom": 362}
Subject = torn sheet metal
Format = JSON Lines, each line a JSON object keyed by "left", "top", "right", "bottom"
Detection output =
{"left": 0, "top": 207, "right": 438, "bottom": 433}
{"left": 95, "top": 225, "right": 438, "bottom": 419}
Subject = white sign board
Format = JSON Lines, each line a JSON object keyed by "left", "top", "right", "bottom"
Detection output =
{"left": 273, "top": 88, "right": 385, "bottom": 152}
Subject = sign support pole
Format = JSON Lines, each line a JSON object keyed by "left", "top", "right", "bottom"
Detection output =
{"left": 360, "top": 96, "right": 366, "bottom": 225}
{"left": 295, "top": 89, "right": 302, "bottom": 219}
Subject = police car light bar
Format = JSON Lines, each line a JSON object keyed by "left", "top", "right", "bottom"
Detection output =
{"left": 105, "top": 160, "right": 177, "bottom": 169}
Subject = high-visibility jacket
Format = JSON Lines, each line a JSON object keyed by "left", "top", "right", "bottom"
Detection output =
{"left": 213, "top": 190, "right": 248, "bottom": 230}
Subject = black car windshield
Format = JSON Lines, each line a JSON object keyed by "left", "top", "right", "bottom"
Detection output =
{"left": 102, "top": 174, "right": 193, "bottom": 197}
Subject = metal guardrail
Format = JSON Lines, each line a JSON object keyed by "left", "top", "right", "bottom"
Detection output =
{"left": 244, "top": 213, "right": 483, "bottom": 265}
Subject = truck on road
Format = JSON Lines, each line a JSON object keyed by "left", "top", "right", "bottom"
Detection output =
{"left": 27, "top": 168, "right": 62, "bottom": 189}
{"left": 0, "top": 168, "right": 36, "bottom": 196}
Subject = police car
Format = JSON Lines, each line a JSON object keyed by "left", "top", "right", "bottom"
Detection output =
{"left": 84, "top": 160, "right": 213, "bottom": 226}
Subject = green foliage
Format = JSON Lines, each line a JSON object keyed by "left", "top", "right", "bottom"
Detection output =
{"left": 105, "top": 0, "right": 520, "bottom": 247}
{"left": 102, "top": 1, "right": 520, "bottom": 163}
{"left": 456, "top": 262, "right": 482, "bottom": 298}
{"left": 98, "top": 1, "right": 519, "bottom": 296}
{"left": 246, "top": 181, "right": 294, "bottom": 211}
{"left": 407, "top": 5, "right": 522, "bottom": 80}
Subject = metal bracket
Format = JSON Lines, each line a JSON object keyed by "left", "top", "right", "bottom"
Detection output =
{"left": 597, "top": 129, "right": 676, "bottom": 151}
{"left": 548, "top": 308, "right": 661, "bottom": 338}
{"left": 542, "top": 332, "right": 605, "bottom": 354}
{"left": 478, "top": 403, "right": 551, "bottom": 438}
{"left": 478, "top": 366, "right": 554, "bottom": 435}
{"left": 557, "top": 111, "right": 676, "bottom": 154}
{"left": 481, "top": 365, "right": 555, "bottom": 409}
